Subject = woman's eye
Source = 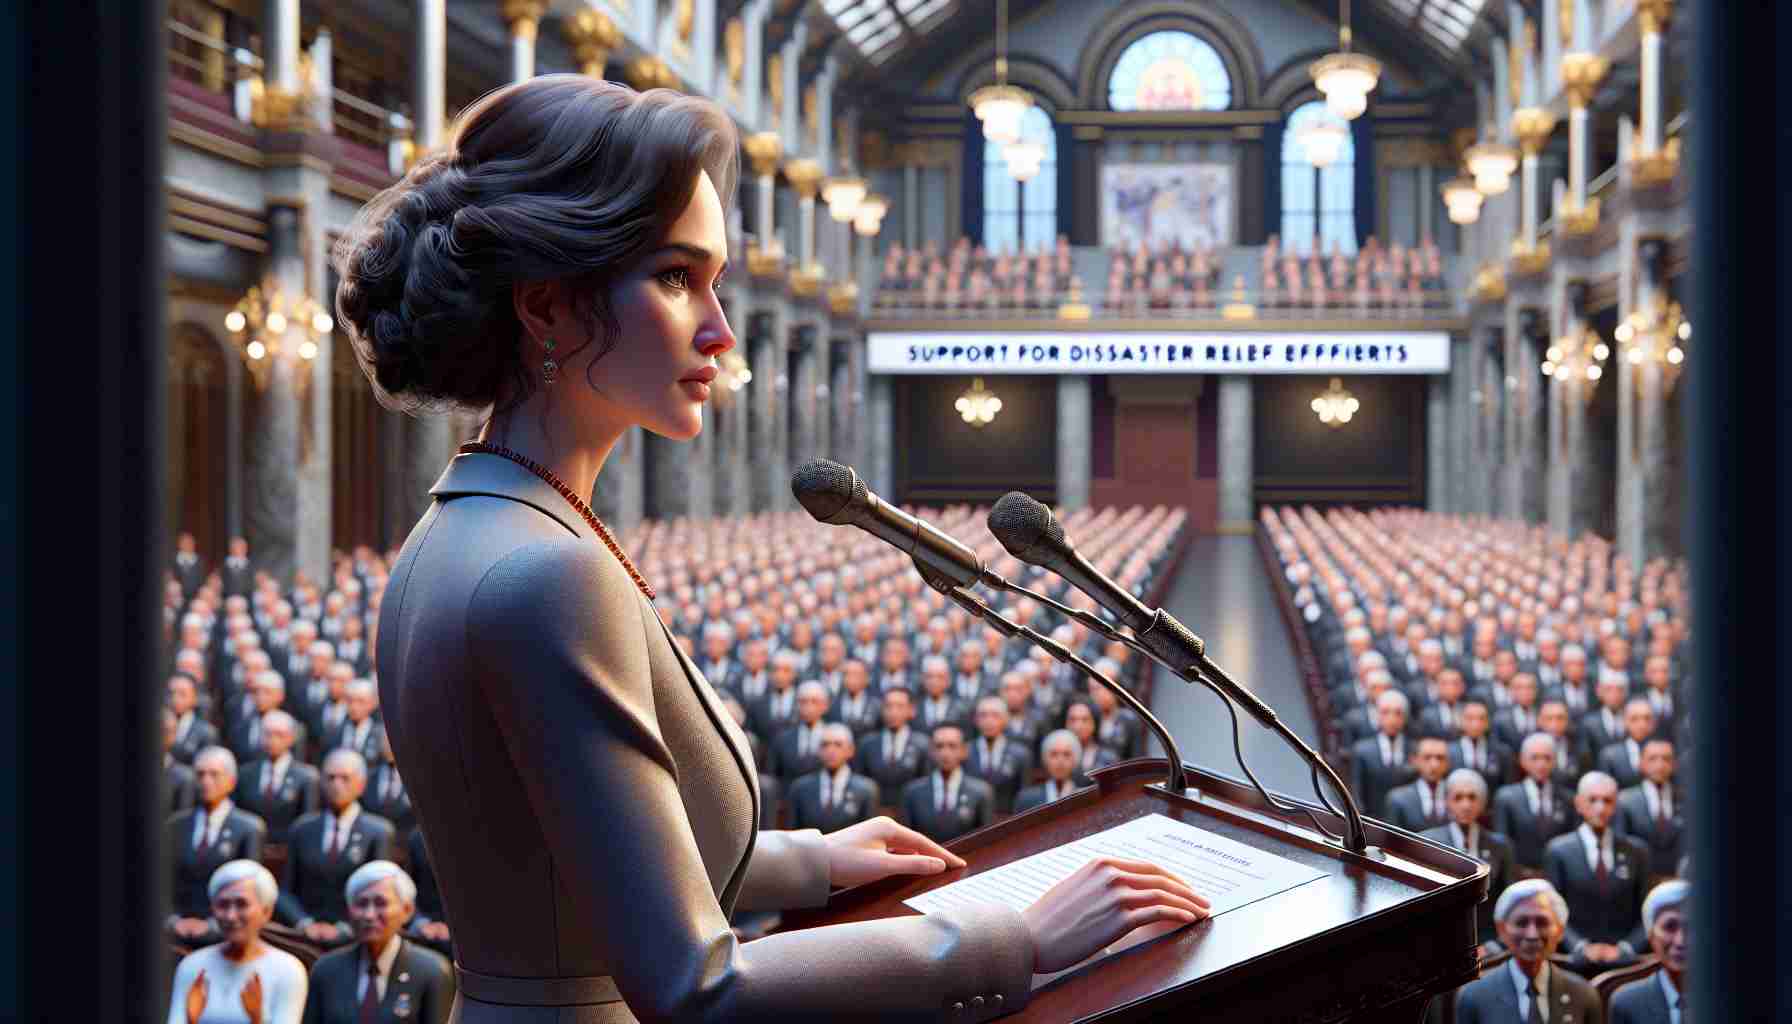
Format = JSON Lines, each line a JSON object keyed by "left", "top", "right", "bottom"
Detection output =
{"left": 658, "top": 267, "right": 691, "bottom": 290}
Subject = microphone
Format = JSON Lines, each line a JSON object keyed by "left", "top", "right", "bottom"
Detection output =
{"left": 792, "top": 459, "right": 988, "bottom": 590}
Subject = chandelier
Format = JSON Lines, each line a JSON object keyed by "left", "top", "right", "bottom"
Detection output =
{"left": 1309, "top": 0, "right": 1380, "bottom": 121}
{"left": 1003, "top": 139, "right": 1045, "bottom": 181}
{"left": 853, "top": 193, "right": 888, "bottom": 236}
{"left": 1441, "top": 176, "right": 1484, "bottom": 224}
{"left": 1310, "top": 377, "right": 1359, "bottom": 427}
{"left": 968, "top": 0, "right": 1032, "bottom": 146}
{"left": 224, "top": 279, "right": 332, "bottom": 390}
{"left": 955, "top": 377, "right": 1003, "bottom": 426}
{"left": 1541, "top": 324, "right": 1609, "bottom": 387}
{"left": 1617, "top": 298, "right": 1689, "bottom": 379}
{"left": 1464, "top": 130, "right": 1519, "bottom": 195}
{"left": 822, "top": 176, "right": 867, "bottom": 222}
{"left": 1297, "top": 114, "right": 1349, "bottom": 168}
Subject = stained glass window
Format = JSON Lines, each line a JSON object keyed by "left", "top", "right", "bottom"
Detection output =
{"left": 1107, "top": 31, "right": 1232, "bottom": 112}
{"left": 1281, "top": 101, "right": 1356, "bottom": 255}
{"left": 983, "top": 105, "right": 1057, "bottom": 253}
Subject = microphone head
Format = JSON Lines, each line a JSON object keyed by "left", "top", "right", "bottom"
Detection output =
{"left": 988, "top": 491, "right": 1065, "bottom": 562}
{"left": 792, "top": 459, "right": 866, "bottom": 525}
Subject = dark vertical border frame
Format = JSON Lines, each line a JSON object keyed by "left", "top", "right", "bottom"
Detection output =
{"left": 1689, "top": 1, "right": 1790, "bottom": 1020}
{"left": 9, "top": 1, "right": 168, "bottom": 1017}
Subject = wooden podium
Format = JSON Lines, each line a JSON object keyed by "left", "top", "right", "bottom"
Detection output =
{"left": 776, "top": 758, "right": 1488, "bottom": 1022}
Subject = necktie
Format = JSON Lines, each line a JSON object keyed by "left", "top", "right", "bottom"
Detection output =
{"left": 937, "top": 779, "right": 949, "bottom": 812}
{"left": 1595, "top": 838, "right": 1610, "bottom": 896}
{"left": 884, "top": 732, "right": 895, "bottom": 764}
{"left": 358, "top": 955, "right": 382, "bottom": 1024}
{"left": 820, "top": 775, "right": 831, "bottom": 808}
{"left": 1538, "top": 787, "right": 1551, "bottom": 820}
{"left": 1430, "top": 783, "right": 1444, "bottom": 823}
{"left": 1656, "top": 789, "right": 1670, "bottom": 831}
{"left": 1524, "top": 980, "right": 1544, "bottom": 1024}
{"left": 195, "top": 812, "right": 211, "bottom": 854}
{"left": 262, "top": 766, "right": 275, "bottom": 799}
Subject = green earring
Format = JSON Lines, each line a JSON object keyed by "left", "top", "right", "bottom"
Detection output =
{"left": 542, "top": 336, "right": 559, "bottom": 385}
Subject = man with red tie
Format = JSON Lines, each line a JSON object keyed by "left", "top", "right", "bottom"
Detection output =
{"left": 1420, "top": 769, "right": 1514, "bottom": 952}
{"left": 1382, "top": 737, "right": 1453, "bottom": 833}
{"left": 1545, "top": 771, "right": 1650, "bottom": 968}
{"left": 1492, "top": 734, "right": 1576, "bottom": 875}
{"left": 165, "top": 746, "right": 267, "bottom": 944}
{"left": 301, "top": 860, "right": 455, "bottom": 1023}
{"left": 275, "top": 749, "right": 397, "bottom": 949}
{"left": 1614, "top": 739, "right": 1685, "bottom": 882}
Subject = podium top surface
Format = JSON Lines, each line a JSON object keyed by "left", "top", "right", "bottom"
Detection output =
{"left": 777, "top": 758, "right": 1489, "bottom": 1022}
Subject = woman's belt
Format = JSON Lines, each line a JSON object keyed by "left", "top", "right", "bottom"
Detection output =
{"left": 454, "top": 963, "right": 624, "bottom": 1006}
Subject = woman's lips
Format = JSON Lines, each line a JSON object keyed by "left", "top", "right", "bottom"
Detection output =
{"left": 680, "top": 379, "right": 712, "bottom": 401}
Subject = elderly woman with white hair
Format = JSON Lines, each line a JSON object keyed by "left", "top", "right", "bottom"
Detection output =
{"left": 1013, "top": 730, "right": 1084, "bottom": 813}
{"left": 1452, "top": 878, "right": 1600, "bottom": 1023}
{"left": 300, "top": 860, "right": 454, "bottom": 1024}
{"left": 1609, "top": 879, "right": 1690, "bottom": 1023}
{"left": 166, "top": 860, "right": 307, "bottom": 1024}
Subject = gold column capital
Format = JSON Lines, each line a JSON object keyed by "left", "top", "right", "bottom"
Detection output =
{"left": 743, "top": 131, "right": 784, "bottom": 178}
{"left": 500, "top": 0, "right": 548, "bottom": 41}
{"left": 1559, "top": 53, "right": 1609, "bottom": 109}
{"left": 1511, "top": 107, "right": 1557, "bottom": 156}
{"left": 1636, "top": 0, "right": 1675, "bottom": 35}
{"left": 562, "top": 8, "right": 621, "bottom": 78}
{"left": 783, "top": 157, "right": 823, "bottom": 198}
{"left": 626, "top": 55, "right": 678, "bottom": 91}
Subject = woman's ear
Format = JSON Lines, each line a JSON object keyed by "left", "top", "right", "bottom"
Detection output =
{"left": 512, "top": 278, "right": 562, "bottom": 347}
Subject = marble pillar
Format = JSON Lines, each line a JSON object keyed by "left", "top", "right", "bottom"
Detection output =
{"left": 643, "top": 431, "right": 694, "bottom": 520}
{"left": 591, "top": 428, "right": 644, "bottom": 533}
{"left": 502, "top": 0, "right": 546, "bottom": 82}
{"left": 724, "top": 377, "right": 751, "bottom": 517}
{"left": 1515, "top": 311, "right": 1548, "bottom": 523}
{"left": 1217, "top": 376, "right": 1254, "bottom": 528}
{"left": 1427, "top": 373, "right": 1448, "bottom": 512}
{"left": 262, "top": 0, "right": 301, "bottom": 92}
{"left": 789, "top": 323, "right": 818, "bottom": 470}
{"left": 867, "top": 374, "right": 894, "bottom": 498}
{"left": 1637, "top": 1, "right": 1674, "bottom": 154}
{"left": 829, "top": 344, "right": 850, "bottom": 463}
{"left": 1056, "top": 376, "right": 1091, "bottom": 511}
{"left": 400, "top": 0, "right": 455, "bottom": 535}
{"left": 811, "top": 336, "right": 832, "bottom": 464}
{"left": 1450, "top": 333, "right": 1475, "bottom": 515}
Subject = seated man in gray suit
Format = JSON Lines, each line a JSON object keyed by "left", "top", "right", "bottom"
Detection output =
{"left": 235, "top": 710, "right": 320, "bottom": 845}
{"left": 1421, "top": 769, "right": 1513, "bottom": 953}
{"left": 1013, "top": 729, "right": 1084, "bottom": 814}
{"left": 1492, "top": 733, "right": 1577, "bottom": 874}
{"left": 1453, "top": 879, "right": 1600, "bottom": 1023}
{"left": 1349, "top": 690, "right": 1417, "bottom": 819}
{"left": 788, "top": 723, "right": 880, "bottom": 833}
{"left": 965, "top": 697, "right": 1033, "bottom": 814}
{"left": 766, "top": 681, "right": 832, "bottom": 783}
{"left": 1610, "top": 879, "right": 1690, "bottom": 1024}
{"left": 854, "top": 687, "right": 930, "bottom": 803}
{"left": 277, "top": 749, "right": 399, "bottom": 948}
{"left": 1383, "top": 736, "right": 1453, "bottom": 834}
{"left": 1614, "top": 738, "right": 1684, "bottom": 882}
{"left": 1597, "top": 698, "right": 1660, "bottom": 790}
{"left": 1545, "top": 771, "right": 1650, "bottom": 968}
{"left": 166, "top": 746, "right": 267, "bottom": 945}
{"left": 826, "top": 659, "right": 883, "bottom": 740}
{"left": 899, "top": 724, "right": 996, "bottom": 843}
{"left": 303, "top": 860, "right": 454, "bottom": 1024}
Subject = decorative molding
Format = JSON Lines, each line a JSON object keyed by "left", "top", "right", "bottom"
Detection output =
{"left": 1376, "top": 138, "right": 1450, "bottom": 169}
{"left": 169, "top": 119, "right": 263, "bottom": 169}
{"left": 168, "top": 216, "right": 268, "bottom": 253}
{"left": 1074, "top": 1, "right": 1266, "bottom": 109}
{"left": 1072, "top": 125, "right": 1104, "bottom": 141}
{"left": 1055, "top": 108, "right": 1280, "bottom": 127}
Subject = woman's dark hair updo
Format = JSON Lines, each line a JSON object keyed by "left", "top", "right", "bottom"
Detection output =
{"left": 331, "top": 75, "right": 739, "bottom": 416}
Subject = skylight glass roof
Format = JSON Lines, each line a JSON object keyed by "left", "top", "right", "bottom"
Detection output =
{"left": 820, "top": 0, "right": 961, "bottom": 65}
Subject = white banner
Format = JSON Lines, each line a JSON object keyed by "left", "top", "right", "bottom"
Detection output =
{"left": 867, "top": 331, "right": 1452, "bottom": 375}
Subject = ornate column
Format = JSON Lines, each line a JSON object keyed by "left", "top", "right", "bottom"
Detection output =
{"left": 1636, "top": 0, "right": 1674, "bottom": 154}
{"left": 867, "top": 374, "right": 894, "bottom": 497}
{"left": 643, "top": 429, "right": 695, "bottom": 521}
{"left": 744, "top": 133, "right": 784, "bottom": 272}
{"left": 1511, "top": 108, "right": 1555, "bottom": 256}
{"left": 1558, "top": 51, "right": 1609, "bottom": 230}
{"left": 788, "top": 323, "right": 818, "bottom": 470}
{"left": 262, "top": 0, "right": 301, "bottom": 94}
{"left": 783, "top": 157, "right": 823, "bottom": 294}
{"left": 1546, "top": 281, "right": 1590, "bottom": 536}
{"left": 501, "top": 0, "right": 548, "bottom": 82}
{"left": 1449, "top": 333, "right": 1476, "bottom": 515}
{"left": 1056, "top": 376, "right": 1092, "bottom": 512}
{"left": 562, "top": 7, "right": 620, "bottom": 79}
{"left": 1474, "top": 327, "right": 1504, "bottom": 518}
{"left": 1500, "top": 304, "right": 1526, "bottom": 521}
{"left": 1515, "top": 308, "right": 1548, "bottom": 523}
{"left": 1426, "top": 373, "right": 1448, "bottom": 511}
{"left": 1217, "top": 376, "right": 1253, "bottom": 529}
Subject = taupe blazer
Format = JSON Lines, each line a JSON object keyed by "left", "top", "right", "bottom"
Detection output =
{"left": 378, "top": 453, "right": 1034, "bottom": 1022}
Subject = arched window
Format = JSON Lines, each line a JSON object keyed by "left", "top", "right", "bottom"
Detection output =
{"left": 983, "top": 105, "right": 1057, "bottom": 253}
{"left": 1107, "top": 30, "right": 1232, "bottom": 111}
{"left": 1280, "top": 100, "right": 1356, "bottom": 256}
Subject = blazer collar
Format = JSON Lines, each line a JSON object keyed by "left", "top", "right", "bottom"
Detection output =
{"left": 429, "top": 452, "right": 597, "bottom": 544}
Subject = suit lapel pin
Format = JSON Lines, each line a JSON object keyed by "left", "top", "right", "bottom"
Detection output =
{"left": 1560, "top": 993, "right": 1569, "bottom": 1004}
{"left": 398, "top": 971, "right": 409, "bottom": 983}
{"left": 393, "top": 991, "right": 414, "bottom": 1017}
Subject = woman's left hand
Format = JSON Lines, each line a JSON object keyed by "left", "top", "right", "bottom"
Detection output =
{"left": 821, "top": 816, "right": 969, "bottom": 888}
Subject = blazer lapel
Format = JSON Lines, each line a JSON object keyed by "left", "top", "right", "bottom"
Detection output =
{"left": 428, "top": 452, "right": 599, "bottom": 544}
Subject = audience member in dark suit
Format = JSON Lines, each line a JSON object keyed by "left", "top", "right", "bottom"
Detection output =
{"left": 227, "top": 672, "right": 309, "bottom": 764}
{"left": 1491, "top": 734, "right": 1577, "bottom": 874}
{"left": 1636, "top": 655, "right": 1681, "bottom": 742}
{"left": 1087, "top": 672, "right": 1145, "bottom": 759}
{"left": 235, "top": 710, "right": 320, "bottom": 844}
{"left": 1421, "top": 769, "right": 1513, "bottom": 952}
{"left": 898, "top": 724, "right": 996, "bottom": 843}
{"left": 363, "top": 726, "right": 415, "bottom": 838}
{"left": 1535, "top": 699, "right": 1586, "bottom": 789}
{"left": 1013, "top": 730, "right": 1084, "bottom": 814}
{"left": 1383, "top": 737, "right": 1453, "bottom": 833}
{"left": 277, "top": 749, "right": 398, "bottom": 948}
{"left": 1063, "top": 701, "right": 1120, "bottom": 786}
{"left": 874, "top": 636, "right": 917, "bottom": 696}
{"left": 166, "top": 672, "right": 218, "bottom": 765}
{"left": 1609, "top": 880, "right": 1689, "bottom": 1024}
{"left": 1545, "top": 771, "right": 1650, "bottom": 967}
{"left": 1349, "top": 690, "right": 1417, "bottom": 817}
{"left": 950, "top": 641, "right": 995, "bottom": 703}
{"left": 334, "top": 615, "right": 373, "bottom": 678}
{"left": 220, "top": 535, "right": 255, "bottom": 598}
{"left": 997, "top": 671, "right": 1052, "bottom": 756}
{"left": 748, "top": 649, "right": 803, "bottom": 740}
{"left": 729, "top": 637, "right": 774, "bottom": 707}
{"left": 1579, "top": 668, "right": 1631, "bottom": 764}
{"left": 1597, "top": 698, "right": 1660, "bottom": 790}
{"left": 1450, "top": 700, "right": 1512, "bottom": 789}
{"left": 914, "top": 656, "right": 972, "bottom": 737}
{"left": 1614, "top": 739, "right": 1684, "bottom": 880}
{"left": 1491, "top": 673, "right": 1544, "bottom": 752}
{"left": 405, "top": 827, "right": 450, "bottom": 946}
{"left": 323, "top": 677, "right": 384, "bottom": 764}
{"left": 1414, "top": 668, "right": 1467, "bottom": 741}
{"left": 788, "top": 723, "right": 881, "bottom": 833}
{"left": 166, "top": 746, "right": 267, "bottom": 943}
{"left": 1338, "top": 671, "right": 1401, "bottom": 745}
{"left": 855, "top": 687, "right": 930, "bottom": 801}
{"left": 766, "top": 681, "right": 831, "bottom": 782}
{"left": 697, "top": 622, "right": 745, "bottom": 694}
{"left": 1543, "top": 641, "right": 1592, "bottom": 719}
{"left": 1453, "top": 879, "right": 1600, "bottom": 1024}
{"left": 161, "top": 708, "right": 196, "bottom": 814}
{"left": 965, "top": 697, "right": 1033, "bottom": 814}
{"left": 826, "top": 659, "right": 882, "bottom": 740}
{"left": 172, "top": 531, "right": 204, "bottom": 598}
{"left": 303, "top": 859, "right": 455, "bottom": 1024}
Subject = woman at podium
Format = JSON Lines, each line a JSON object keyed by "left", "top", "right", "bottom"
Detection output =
{"left": 333, "top": 74, "right": 1209, "bottom": 1022}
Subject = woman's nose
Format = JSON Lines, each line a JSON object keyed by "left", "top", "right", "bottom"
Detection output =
{"left": 697, "top": 299, "right": 736, "bottom": 358}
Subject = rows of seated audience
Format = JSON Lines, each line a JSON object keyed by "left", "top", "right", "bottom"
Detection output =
{"left": 1259, "top": 233, "right": 1449, "bottom": 312}
{"left": 876, "top": 235, "right": 1083, "bottom": 313}
{"left": 157, "top": 500, "right": 1184, "bottom": 1015}
{"left": 1263, "top": 504, "right": 1694, "bottom": 1018}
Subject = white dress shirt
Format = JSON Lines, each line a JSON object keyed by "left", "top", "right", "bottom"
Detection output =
{"left": 175, "top": 711, "right": 195, "bottom": 744}
{"left": 1448, "top": 821, "right": 1480, "bottom": 854}
{"left": 978, "top": 736, "right": 1007, "bottom": 769}
{"left": 768, "top": 688, "right": 794, "bottom": 722}
{"left": 324, "top": 803, "right": 361, "bottom": 856}
{"left": 795, "top": 721, "right": 821, "bottom": 759}
{"left": 1376, "top": 733, "right": 1405, "bottom": 767}
{"left": 882, "top": 726, "right": 910, "bottom": 763}
{"left": 1505, "top": 958, "right": 1551, "bottom": 1024}
{"left": 1523, "top": 777, "right": 1553, "bottom": 818}
{"left": 838, "top": 692, "right": 867, "bottom": 724}
{"left": 931, "top": 769, "right": 963, "bottom": 811}
{"left": 820, "top": 766, "right": 851, "bottom": 808}
{"left": 1459, "top": 736, "right": 1488, "bottom": 773}
{"left": 1642, "top": 780, "right": 1674, "bottom": 823}
{"left": 1576, "top": 823, "right": 1614, "bottom": 874}
{"left": 1624, "top": 737, "right": 1643, "bottom": 772}
{"left": 355, "top": 935, "right": 404, "bottom": 1004}
{"left": 1657, "top": 968, "right": 1683, "bottom": 1024}
{"left": 261, "top": 753, "right": 292, "bottom": 797}
{"left": 923, "top": 695, "right": 952, "bottom": 726}
{"left": 191, "top": 799, "right": 235, "bottom": 850}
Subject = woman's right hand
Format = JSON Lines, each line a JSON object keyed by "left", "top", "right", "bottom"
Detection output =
{"left": 185, "top": 967, "right": 208, "bottom": 1024}
{"left": 1020, "top": 856, "right": 1212, "bottom": 974}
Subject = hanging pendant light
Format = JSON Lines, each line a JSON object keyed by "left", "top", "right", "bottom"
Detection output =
{"left": 1297, "top": 114, "right": 1349, "bottom": 168}
{"left": 1310, "top": 377, "right": 1360, "bottom": 426}
{"left": 968, "top": 0, "right": 1033, "bottom": 146}
{"left": 1310, "top": 0, "right": 1380, "bottom": 121}
{"left": 1464, "top": 124, "right": 1519, "bottom": 195}
{"left": 1441, "top": 176, "right": 1484, "bottom": 224}
{"left": 955, "top": 377, "right": 1003, "bottom": 426}
{"left": 1003, "top": 139, "right": 1045, "bottom": 181}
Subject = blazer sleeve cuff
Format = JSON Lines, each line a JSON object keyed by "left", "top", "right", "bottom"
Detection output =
{"left": 735, "top": 829, "right": 834, "bottom": 911}
{"left": 926, "top": 902, "right": 1035, "bottom": 1022}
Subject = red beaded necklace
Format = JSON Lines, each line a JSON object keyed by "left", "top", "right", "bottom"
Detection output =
{"left": 459, "top": 440, "right": 656, "bottom": 600}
